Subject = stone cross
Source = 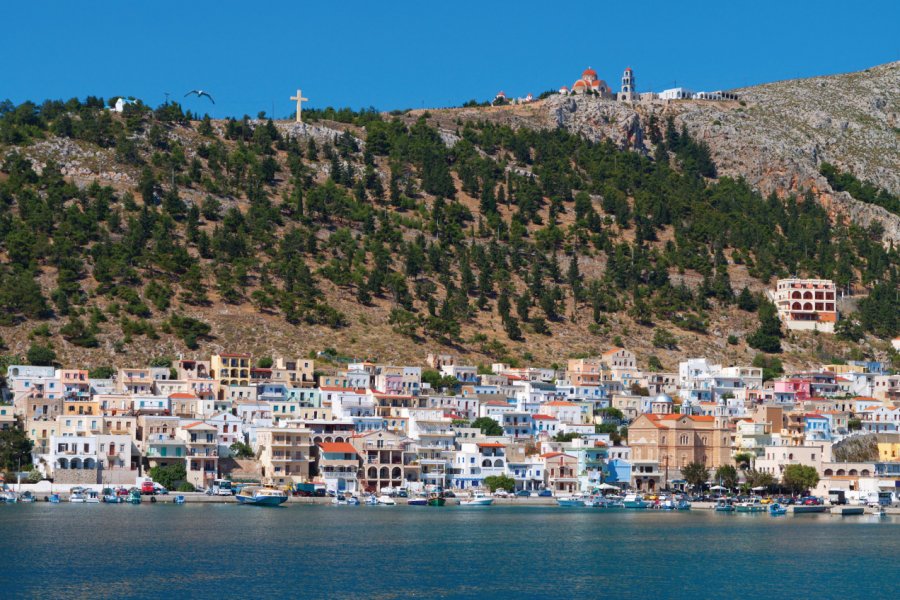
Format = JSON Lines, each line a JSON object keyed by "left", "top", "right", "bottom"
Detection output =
{"left": 290, "top": 89, "right": 309, "bottom": 123}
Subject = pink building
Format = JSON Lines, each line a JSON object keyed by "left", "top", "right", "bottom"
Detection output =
{"left": 771, "top": 278, "right": 838, "bottom": 333}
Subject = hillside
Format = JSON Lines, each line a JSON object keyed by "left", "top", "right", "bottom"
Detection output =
{"left": 0, "top": 63, "right": 897, "bottom": 372}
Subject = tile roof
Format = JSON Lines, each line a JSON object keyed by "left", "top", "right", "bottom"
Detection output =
{"left": 318, "top": 442, "right": 359, "bottom": 455}
{"left": 477, "top": 442, "right": 506, "bottom": 448}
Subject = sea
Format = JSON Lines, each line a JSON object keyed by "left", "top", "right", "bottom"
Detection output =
{"left": 2, "top": 504, "right": 897, "bottom": 599}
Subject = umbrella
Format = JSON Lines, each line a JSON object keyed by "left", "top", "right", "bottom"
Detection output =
{"left": 597, "top": 483, "right": 620, "bottom": 490}
{"left": 709, "top": 485, "right": 727, "bottom": 491}
{"left": 751, "top": 486, "right": 766, "bottom": 491}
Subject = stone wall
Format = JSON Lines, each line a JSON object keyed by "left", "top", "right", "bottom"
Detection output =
{"left": 52, "top": 468, "right": 138, "bottom": 486}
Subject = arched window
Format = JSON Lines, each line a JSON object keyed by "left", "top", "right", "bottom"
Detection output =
{"left": 824, "top": 469, "right": 833, "bottom": 476}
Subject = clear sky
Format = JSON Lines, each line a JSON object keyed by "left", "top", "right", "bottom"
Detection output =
{"left": 3, "top": 0, "right": 898, "bottom": 118}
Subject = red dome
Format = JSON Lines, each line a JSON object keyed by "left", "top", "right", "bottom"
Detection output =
{"left": 582, "top": 67, "right": 598, "bottom": 79}
{"left": 572, "top": 80, "right": 587, "bottom": 89}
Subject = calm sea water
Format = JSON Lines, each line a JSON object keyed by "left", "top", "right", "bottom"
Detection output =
{"left": 1, "top": 504, "right": 897, "bottom": 599}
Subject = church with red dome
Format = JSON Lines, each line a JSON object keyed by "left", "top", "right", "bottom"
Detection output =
{"left": 562, "top": 67, "right": 614, "bottom": 98}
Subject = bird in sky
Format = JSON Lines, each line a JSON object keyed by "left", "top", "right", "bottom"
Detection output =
{"left": 184, "top": 90, "right": 215, "bottom": 104}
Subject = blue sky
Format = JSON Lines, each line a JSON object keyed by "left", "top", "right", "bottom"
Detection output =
{"left": 3, "top": 0, "right": 897, "bottom": 118}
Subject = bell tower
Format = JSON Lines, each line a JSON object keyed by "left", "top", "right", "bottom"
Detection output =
{"left": 620, "top": 67, "right": 636, "bottom": 102}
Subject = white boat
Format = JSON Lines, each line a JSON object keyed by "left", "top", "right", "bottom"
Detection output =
{"left": 69, "top": 492, "right": 86, "bottom": 503}
{"left": 364, "top": 495, "right": 379, "bottom": 506}
{"left": 623, "top": 493, "right": 649, "bottom": 509}
{"left": 556, "top": 496, "right": 585, "bottom": 507}
{"left": 0, "top": 491, "right": 17, "bottom": 503}
{"left": 376, "top": 495, "right": 396, "bottom": 505}
{"left": 235, "top": 486, "right": 288, "bottom": 506}
{"left": 460, "top": 492, "right": 494, "bottom": 506}
{"left": 85, "top": 490, "right": 101, "bottom": 503}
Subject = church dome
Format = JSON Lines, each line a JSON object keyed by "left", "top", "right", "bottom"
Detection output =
{"left": 655, "top": 394, "right": 673, "bottom": 403}
{"left": 581, "top": 67, "right": 598, "bottom": 80}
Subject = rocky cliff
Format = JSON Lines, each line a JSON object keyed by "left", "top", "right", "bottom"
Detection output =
{"left": 543, "top": 61, "right": 900, "bottom": 244}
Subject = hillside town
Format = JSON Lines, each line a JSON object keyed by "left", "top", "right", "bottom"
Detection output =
{"left": 4, "top": 337, "right": 899, "bottom": 503}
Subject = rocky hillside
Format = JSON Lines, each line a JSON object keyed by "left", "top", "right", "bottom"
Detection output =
{"left": 0, "top": 63, "right": 897, "bottom": 372}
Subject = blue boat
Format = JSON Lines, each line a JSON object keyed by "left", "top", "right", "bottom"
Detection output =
{"left": 174, "top": 495, "right": 186, "bottom": 505}
{"left": 49, "top": 493, "right": 60, "bottom": 504}
{"left": 769, "top": 503, "right": 788, "bottom": 516}
{"left": 236, "top": 487, "right": 288, "bottom": 507}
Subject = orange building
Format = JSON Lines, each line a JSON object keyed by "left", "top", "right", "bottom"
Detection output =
{"left": 771, "top": 278, "right": 838, "bottom": 333}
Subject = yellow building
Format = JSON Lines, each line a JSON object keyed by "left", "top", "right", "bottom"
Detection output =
{"left": 211, "top": 353, "right": 252, "bottom": 392}
{"left": 876, "top": 433, "right": 900, "bottom": 461}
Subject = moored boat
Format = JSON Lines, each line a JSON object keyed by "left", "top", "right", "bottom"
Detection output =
{"left": 460, "top": 492, "right": 494, "bottom": 506}
{"left": 622, "top": 493, "right": 649, "bottom": 509}
{"left": 174, "top": 495, "right": 186, "bottom": 505}
{"left": 406, "top": 497, "right": 427, "bottom": 506}
{"left": 69, "top": 488, "right": 87, "bottom": 503}
{"left": 556, "top": 496, "right": 586, "bottom": 507}
{"left": 20, "top": 491, "right": 36, "bottom": 503}
{"left": 714, "top": 499, "right": 735, "bottom": 512}
{"left": 736, "top": 498, "right": 766, "bottom": 513}
{"left": 427, "top": 492, "right": 446, "bottom": 507}
{"left": 128, "top": 488, "right": 142, "bottom": 504}
{"left": 376, "top": 495, "right": 396, "bottom": 505}
{"left": 49, "top": 493, "right": 60, "bottom": 503}
{"left": 236, "top": 486, "right": 288, "bottom": 507}
{"left": 769, "top": 503, "right": 787, "bottom": 516}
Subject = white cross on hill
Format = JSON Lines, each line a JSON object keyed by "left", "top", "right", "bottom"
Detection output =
{"left": 290, "top": 89, "right": 309, "bottom": 123}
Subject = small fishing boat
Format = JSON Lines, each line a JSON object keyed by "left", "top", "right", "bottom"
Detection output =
{"left": 236, "top": 486, "right": 288, "bottom": 507}
{"left": 20, "top": 491, "right": 36, "bottom": 503}
{"left": 714, "top": 498, "right": 735, "bottom": 512}
{"left": 376, "top": 495, "right": 396, "bottom": 505}
{"left": 557, "top": 496, "right": 586, "bottom": 507}
{"left": 128, "top": 488, "right": 142, "bottom": 504}
{"left": 69, "top": 487, "right": 87, "bottom": 503}
{"left": 460, "top": 492, "right": 494, "bottom": 506}
{"left": 676, "top": 500, "right": 692, "bottom": 510}
{"left": 407, "top": 497, "right": 427, "bottom": 506}
{"left": 101, "top": 487, "right": 121, "bottom": 503}
{"left": 49, "top": 493, "right": 60, "bottom": 503}
{"left": 0, "top": 491, "right": 17, "bottom": 503}
{"left": 174, "top": 495, "right": 186, "bottom": 505}
{"left": 85, "top": 490, "right": 101, "bottom": 504}
{"left": 347, "top": 496, "right": 360, "bottom": 506}
{"left": 736, "top": 498, "right": 766, "bottom": 513}
{"left": 364, "top": 495, "right": 379, "bottom": 506}
{"left": 769, "top": 503, "right": 787, "bottom": 516}
{"left": 623, "top": 493, "right": 649, "bottom": 509}
{"left": 427, "top": 492, "right": 446, "bottom": 507}
{"left": 332, "top": 496, "right": 349, "bottom": 506}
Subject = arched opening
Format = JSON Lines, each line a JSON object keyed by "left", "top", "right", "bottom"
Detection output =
{"left": 494, "top": 459, "right": 504, "bottom": 468}
{"left": 367, "top": 467, "right": 377, "bottom": 479}
{"left": 647, "top": 479, "right": 655, "bottom": 490}
{"left": 824, "top": 469, "right": 833, "bottom": 476}
{"left": 334, "top": 436, "right": 344, "bottom": 443}
{"left": 481, "top": 459, "right": 492, "bottom": 467}
{"left": 57, "top": 458, "right": 68, "bottom": 469}
{"left": 391, "top": 467, "right": 401, "bottom": 478}
{"left": 836, "top": 469, "right": 846, "bottom": 476}
{"left": 802, "top": 291, "right": 812, "bottom": 299}
{"left": 83, "top": 458, "right": 96, "bottom": 469}
{"left": 792, "top": 302, "right": 801, "bottom": 310}
{"left": 861, "top": 469, "right": 870, "bottom": 476}
{"left": 379, "top": 467, "right": 389, "bottom": 479}
{"left": 791, "top": 291, "right": 801, "bottom": 299}
{"left": 70, "top": 458, "right": 82, "bottom": 469}
{"left": 802, "top": 302, "right": 813, "bottom": 311}
{"left": 849, "top": 469, "right": 858, "bottom": 476}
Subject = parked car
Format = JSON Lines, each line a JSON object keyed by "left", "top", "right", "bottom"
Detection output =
{"left": 493, "top": 489, "right": 509, "bottom": 498}
{"left": 537, "top": 490, "right": 553, "bottom": 497}
{"left": 801, "top": 496, "right": 821, "bottom": 506}
{"left": 154, "top": 483, "right": 169, "bottom": 495}
{"left": 515, "top": 490, "right": 532, "bottom": 497}
{"left": 140, "top": 481, "right": 156, "bottom": 495}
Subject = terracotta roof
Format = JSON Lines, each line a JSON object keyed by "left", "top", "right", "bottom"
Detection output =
{"left": 169, "top": 393, "right": 198, "bottom": 399}
{"left": 544, "top": 401, "right": 578, "bottom": 407}
{"left": 182, "top": 421, "right": 215, "bottom": 429}
{"left": 320, "top": 386, "right": 367, "bottom": 393}
{"left": 602, "top": 347, "right": 624, "bottom": 355}
{"left": 805, "top": 413, "right": 827, "bottom": 419}
{"left": 477, "top": 442, "right": 506, "bottom": 448}
{"left": 318, "top": 442, "right": 358, "bottom": 455}
{"left": 541, "top": 452, "right": 574, "bottom": 459}
{"left": 531, "top": 414, "right": 558, "bottom": 420}
{"left": 484, "top": 400, "right": 511, "bottom": 407}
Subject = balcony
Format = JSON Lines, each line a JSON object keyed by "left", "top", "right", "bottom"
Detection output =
{"left": 187, "top": 449, "right": 218, "bottom": 457}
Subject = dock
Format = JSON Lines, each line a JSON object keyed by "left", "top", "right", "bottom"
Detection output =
{"left": 830, "top": 506, "right": 865, "bottom": 516}
{"left": 791, "top": 505, "right": 827, "bottom": 514}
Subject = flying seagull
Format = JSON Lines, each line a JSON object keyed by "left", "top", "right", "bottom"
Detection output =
{"left": 184, "top": 90, "right": 215, "bottom": 104}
